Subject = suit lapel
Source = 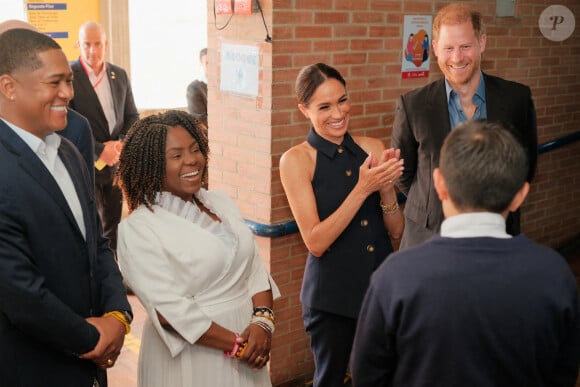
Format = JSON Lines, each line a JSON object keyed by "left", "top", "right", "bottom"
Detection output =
{"left": 429, "top": 79, "right": 453, "bottom": 136}
{"left": 483, "top": 73, "right": 506, "bottom": 121}
{"left": 72, "top": 61, "right": 110, "bottom": 137}
{"left": 58, "top": 141, "right": 93, "bottom": 242}
{"left": 0, "top": 122, "right": 86, "bottom": 240}
{"left": 107, "top": 64, "right": 123, "bottom": 137}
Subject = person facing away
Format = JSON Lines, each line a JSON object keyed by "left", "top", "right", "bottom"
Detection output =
{"left": 0, "top": 19, "right": 95, "bottom": 173}
{"left": 351, "top": 119, "right": 580, "bottom": 387}
{"left": 279, "top": 63, "right": 404, "bottom": 387}
{"left": 392, "top": 3, "right": 538, "bottom": 249}
{"left": 115, "top": 110, "right": 280, "bottom": 387}
{"left": 186, "top": 47, "right": 208, "bottom": 127}
{"left": 69, "top": 21, "right": 139, "bottom": 257}
{"left": 0, "top": 28, "right": 132, "bottom": 387}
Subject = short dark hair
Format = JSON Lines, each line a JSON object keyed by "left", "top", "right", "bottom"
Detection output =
{"left": 0, "top": 28, "right": 61, "bottom": 75}
{"left": 116, "top": 110, "right": 209, "bottom": 213}
{"left": 295, "top": 63, "right": 346, "bottom": 107}
{"left": 439, "top": 120, "right": 528, "bottom": 213}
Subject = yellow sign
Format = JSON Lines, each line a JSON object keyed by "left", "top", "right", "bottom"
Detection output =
{"left": 25, "top": 1, "right": 100, "bottom": 60}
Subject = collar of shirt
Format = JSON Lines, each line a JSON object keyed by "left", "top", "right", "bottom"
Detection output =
{"left": 446, "top": 72, "right": 487, "bottom": 129}
{"left": 440, "top": 212, "right": 511, "bottom": 239}
{"left": 80, "top": 56, "right": 107, "bottom": 86}
{"left": 1, "top": 118, "right": 61, "bottom": 169}
{"left": 306, "top": 127, "right": 358, "bottom": 158}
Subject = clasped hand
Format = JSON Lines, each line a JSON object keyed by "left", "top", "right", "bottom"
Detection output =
{"left": 236, "top": 323, "right": 271, "bottom": 369}
{"left": 100, "top": 140, "right": 123, "bottom": 167}
{"left": 79, "top": 315, "right": 126, "bottom": 369}
{"left": 358, "top": 148, "right": 404, "bottom": 195}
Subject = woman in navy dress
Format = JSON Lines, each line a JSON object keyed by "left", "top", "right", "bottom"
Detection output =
{"left": 279, "top": 63, "right": 404, "bottom": 387}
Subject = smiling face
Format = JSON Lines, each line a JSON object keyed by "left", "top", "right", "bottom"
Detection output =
{"left": 298, "top": 78, "right": 350, "bottom": 144}
{"left": 433, "top": 21, "right": 486, "bottom": 90}
{"left": 162, "top": 125, "right": 206, "bottom": 201}
{"left": 6, "top": 48, "right": 73, "bottom": 139}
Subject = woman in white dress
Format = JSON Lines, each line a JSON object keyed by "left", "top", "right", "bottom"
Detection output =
{"left": 116, "top": 110, "right": 280, "bottom": 387}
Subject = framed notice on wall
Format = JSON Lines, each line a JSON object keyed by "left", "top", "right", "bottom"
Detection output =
{"left": 220, "top": 42, "right": 259, "bottom": 98}
{"left": 25, "top": 0, "right": 100, "bottom": 60}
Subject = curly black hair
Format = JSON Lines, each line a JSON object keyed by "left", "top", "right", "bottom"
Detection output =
{"left": 116, "top": 110, "right": 209, "bottom": 213}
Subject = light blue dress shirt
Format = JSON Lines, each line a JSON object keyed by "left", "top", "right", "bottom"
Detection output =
{"left": 446, "top": 72, "right": 487, "bottom": 129}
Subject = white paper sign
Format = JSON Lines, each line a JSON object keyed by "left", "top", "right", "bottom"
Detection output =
{"left": 220, "top": 43, "right": 259, "bottom": 97}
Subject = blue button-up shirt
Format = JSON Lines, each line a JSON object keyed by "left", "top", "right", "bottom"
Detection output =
{"left": 446, "top": 72, "right": 487, "bottom": 129}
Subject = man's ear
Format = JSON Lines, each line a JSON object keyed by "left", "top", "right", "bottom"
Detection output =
{"left": 0, "top": 74, "right": 16, "bottom": 101}
{"left": 433, "top": 168, "right": 449, "bottom": 201}
{"left": 507, "top": 182, "right": 530, "bottom": 212}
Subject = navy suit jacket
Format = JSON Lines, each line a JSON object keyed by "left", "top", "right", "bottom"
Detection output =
{"left": 69, "top": 59, "right": 139, "bottom": 185}
{"left": 60, "top": 108, "right": 95, "bottom": 178}
{"left": 0, "top": 121, "right": 131, "bottom": 386}
{"left": 392, "top": 73, "right": 537, "bottom": 246}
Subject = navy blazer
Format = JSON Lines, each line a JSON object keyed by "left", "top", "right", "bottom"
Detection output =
{"left": 0, "top": 121, "right": 131, "bottom": 387}
{"left": 69, "top": 59, "right": 139, "bottom": 185}
{"left": 392, "top": 73, "right": 538, "bottom": 244}
{"left": 60, "top": 108, "right": 95, "bottom": 178}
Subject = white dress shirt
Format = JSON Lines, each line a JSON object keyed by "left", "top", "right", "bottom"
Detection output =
{"left": 83, "top": 60, "right": 116, "bottom": 134}
{"left": 440, "top": 212, "right": 511, "bottom": 239}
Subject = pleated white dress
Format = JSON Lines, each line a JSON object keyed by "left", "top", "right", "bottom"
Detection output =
{"left": 117, "top": 190, "right": 280, "bottom": 387}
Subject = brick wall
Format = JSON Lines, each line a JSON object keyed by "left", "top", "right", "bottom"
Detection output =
{"left": 208, "top": 1, "right": 580, "bottom": 385}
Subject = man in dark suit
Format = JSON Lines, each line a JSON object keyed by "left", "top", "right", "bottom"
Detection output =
{"left": 0, "top": 19, "right": 95, "bottom": 174}
{"left": 351, "top": 120, "right": 580, "bottom": 387}
{"left": 69, "top": 21, "right": 139, "bottom": 255}
{"left": 392, "top": 3, "right": 537, "bottom": 249}
{"left": 0, "top": 28, "right": 131, "bottom": 387}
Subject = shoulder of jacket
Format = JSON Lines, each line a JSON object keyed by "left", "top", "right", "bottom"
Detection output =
{"left": 403, "top": 78, "right": 444, "bottom": 100}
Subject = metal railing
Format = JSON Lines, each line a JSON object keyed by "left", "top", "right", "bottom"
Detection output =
{"left": 246, "top": 131, "right": 580, "bottom": 238}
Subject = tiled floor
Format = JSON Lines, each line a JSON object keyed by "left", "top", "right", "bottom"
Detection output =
{"left": 108, "top": 238, "right": 580, "bottom": 387}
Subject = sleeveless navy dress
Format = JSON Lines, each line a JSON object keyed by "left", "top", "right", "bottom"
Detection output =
{"left": 300, "top": 128, "right": 394, "bottom": 319}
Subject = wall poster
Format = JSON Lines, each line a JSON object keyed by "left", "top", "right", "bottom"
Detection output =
{"left": 401, "top": 15, "right": 432, "bottom": 79}
{"left": 25, "top": 1, "right": 100, "bottom": 60}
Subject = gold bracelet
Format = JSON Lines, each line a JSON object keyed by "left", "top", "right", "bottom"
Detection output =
{"left": 380, "top": 199, "right": 399, "bottom": 215}
{"left": 103, "top": 311, "right": 131, "bottom": 334}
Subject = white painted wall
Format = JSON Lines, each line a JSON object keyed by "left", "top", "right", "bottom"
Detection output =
{"left": 129, "top": 0, "right": 207, "bottom": 109}
{"left": 0, "top": 0, "right": 26, "bottom": 21}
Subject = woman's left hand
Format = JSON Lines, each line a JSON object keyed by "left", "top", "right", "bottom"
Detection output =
{"left": 238, "top": 323, "right": 271, "bottom": 369}
{"left": 376, "top": 148, "right": 404, "bottom": 193}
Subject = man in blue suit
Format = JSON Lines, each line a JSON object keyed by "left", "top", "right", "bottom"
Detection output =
{"left": 0, "top": 28, "right": 131, "bottom": 387}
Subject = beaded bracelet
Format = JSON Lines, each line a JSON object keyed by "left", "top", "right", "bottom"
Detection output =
{"left": 235, "top": 341, "right": 248, "bottom": 359}
{"left": 380, "top": 199, "right": 399, "bottom": 216}
{"left": 253, "top": 306, "right": 275, "bottom": 323}
{"left": 224, "top": 333, "right": 242, "bottom": 358}
{"left": 251, "top": 315, "right": 275, "bottom": 335}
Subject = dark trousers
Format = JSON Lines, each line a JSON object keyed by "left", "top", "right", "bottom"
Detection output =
{"left": 95, "top": 181, "right": 123, "bottom": 253}
{"left": 303, "top": 306, "right": 356, "bottom": 387}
